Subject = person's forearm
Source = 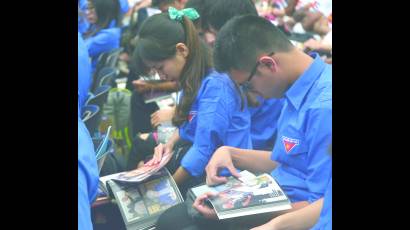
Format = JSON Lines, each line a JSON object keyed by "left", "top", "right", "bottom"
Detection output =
{"left": 225, "top": 146, "right": 278, "bottom": 173}
{"left": 167, "top": 129, "right": 180, "bottom": 147}
{"left": 313, "top": 18, "right": 330, "bottom": 36}
{"left": 173, "top": 166, "right": 191, "bottom": 185}
{"left": 285, "top": 0, "right": 298, "bottom": 16}
{"left": 270, "top": 199, "right": 323, "bottom": 230}
{"left": 152, "top": 82, "right": 178, "bottom": 92}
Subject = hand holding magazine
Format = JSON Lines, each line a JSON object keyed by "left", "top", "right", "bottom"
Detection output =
{"left": 189, "top": 170, "right": 291, "bottom": 220}
{"left": 99, "top": 151, "right": 173, "bottom": 195}
{"left": 107, "top": 168, "right": 183, "bottom": 230}
{"left": 98, "top": 153, "right": 183, "bottom": 230}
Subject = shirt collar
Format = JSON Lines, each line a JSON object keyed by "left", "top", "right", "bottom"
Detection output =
{"left": 285, "top": 53, "right": 327, "bottom": 110}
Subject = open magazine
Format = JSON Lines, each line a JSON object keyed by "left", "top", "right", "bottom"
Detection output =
{"left": 137, "top": 78, "right": 174, "bottom": 104}
{"left": 99, "top": 152, "right": 173, "bottom": 195}
{"left": 104, "top": 168, "right": 183, "bottom": 230}
{"left": 143, "top": 89, "right": 173, "bottom": 104}
{"left": 189, "top": 170, "right": 291, "bottom": 220}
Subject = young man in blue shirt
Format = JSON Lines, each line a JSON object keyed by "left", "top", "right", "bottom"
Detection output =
{"left": 185, "top": 15, "right": 332, "bottom": 229}
{"left": 205, "top": 0, "right": 284, "bottom": 151}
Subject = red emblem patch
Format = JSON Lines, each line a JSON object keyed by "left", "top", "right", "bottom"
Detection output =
{"left": 282, "top": 136, "right": 300, "bottom": 153}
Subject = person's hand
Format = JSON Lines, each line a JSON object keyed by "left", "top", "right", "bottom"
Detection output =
{"left": 132, "top": 80, "right": 153, "bottom": 93}
{"left": 192, "top": 192, "right": 218, "bottom": 219}
{"left": 271, "top": 8, "right": 285, "bottom": 17}
{"left": 303, "top": 38, "right": 322, "bottom": 51}
{"left": 151, "top": 142, "right": 174, "bottom": 165}
{"left": 132, "top": 0, "right": 152, "bottom": 12}
{"left": 205, "top": 146, "right": 240, "bottom": 186}
{"left": 150, "top": 108, "right": 175, "bottom": 127}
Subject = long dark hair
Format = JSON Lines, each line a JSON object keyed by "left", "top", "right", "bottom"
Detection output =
{"left": 132, "top": 13, "right": 212, "bottom": 127}
{"left": 83, "top": 0, "right": 121, "bottom": 38}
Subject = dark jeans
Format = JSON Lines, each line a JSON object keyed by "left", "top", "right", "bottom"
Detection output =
{"left": 126, "top": 133, "right": 157, "bottom": 171}
{"left": 156, "top": 197, "right": 275, "bottom": 230}
{"left": 129, "top": 90, "right": 159, "bottom": 138}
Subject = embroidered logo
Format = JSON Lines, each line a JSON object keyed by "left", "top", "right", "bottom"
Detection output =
{"left": 188, "top": 111, "right": 197, "bottom": 122}
{"left": 282, "top": 136, "right": 300, "bottom": 153}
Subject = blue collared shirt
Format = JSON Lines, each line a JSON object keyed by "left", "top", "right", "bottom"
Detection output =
{"left": 79, "top": 0, "right": 87, "bottom": 11}
{"left": 78, "top": 0, "right": 89, "bottom": 33}
{"left": 311, "top": 177, "right": 332, "bottom": 230}
{"left": 119, "top": 0, "right": 129, "bottom": 15}
{"left": 248, "top": 97, "right": 284, "bottom": 150}
{"left": 78, "top": 104, "right": 99, "bottom": 230}
{"left": 78, "top": 32, "right": 92, "bottom": 111}
{"left": 84, "top": 23, "right": 120, "bottom": 72}
{"left": 270, "top": 53, "right": 332, "bottom": 203}
{"left": 180, "top": 70, "right": 252, "bottom": 177}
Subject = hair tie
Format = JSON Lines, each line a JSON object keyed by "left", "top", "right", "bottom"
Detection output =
{"left": 168, "top": 7, "right": 200, "bottom": 22}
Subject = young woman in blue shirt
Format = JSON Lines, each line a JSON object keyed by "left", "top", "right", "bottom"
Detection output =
{"left": 129, "top": 8, "right": 252, "bottom": 190}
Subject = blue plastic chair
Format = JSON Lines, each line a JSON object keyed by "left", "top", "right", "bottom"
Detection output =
{"left": 87, "top": 85, "right": 111, "bottom": 110}
{"left": 82, "top": 104, "right": 101, "bottom": 137}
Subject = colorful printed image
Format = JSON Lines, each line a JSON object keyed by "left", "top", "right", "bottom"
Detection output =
{"left": 139, "top": 177, "right": 179, "bottom": 215}
{"left": 116, "top": 187, "right": 149, "bottom": 223}
{"left": 210, "top": 174, "right": 285, "bottom": 211}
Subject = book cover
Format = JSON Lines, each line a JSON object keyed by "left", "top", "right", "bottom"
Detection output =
{"left": 190, "top": 171, "right": 291, "bottom": 220}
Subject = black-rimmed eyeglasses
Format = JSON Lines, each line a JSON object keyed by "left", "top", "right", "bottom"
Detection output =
{"left": 241, "top": 51, "right": 275, "bottom": 91}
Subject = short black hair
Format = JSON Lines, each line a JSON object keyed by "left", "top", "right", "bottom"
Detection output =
{"left": 214, "top": 15, "right": 293, "bottom": 73}
{"left": 152, "top": 0, "right": 175, "bottom": 7}
{"left": 207, "top": 0, "right": 257, "bottom": 31}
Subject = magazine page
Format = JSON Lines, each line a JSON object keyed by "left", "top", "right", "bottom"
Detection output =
{"left": 191, "top": 170, "right": 256, "bottom": 197}
{"left": 138, "top": 176, "right": 180, "bottom": 215}
{"left": 113, "top": 152, "right": 172, "bottom": 183}
{"left": 99, "top": 152, "right": 173, "bottom": 185}
{"left": 112, "top": 183, "right": 150, "bottom": 224}
{"left": 210, "top": 174, "right": 288, "bottom": 211}
{"left": 199, "top": 172, "right": 291, "bottom": 219}
{"left": 108, "top": 168, "right": 184, "bottom": 229}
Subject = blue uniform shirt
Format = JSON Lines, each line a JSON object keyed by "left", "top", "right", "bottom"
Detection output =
{"left": 248, "top": 97, "right": 284, "bottom": 150}
{"left": 78, "top": 32, "right": 92, "bottom": 110}
{"left": 270, "top": 53, "right": 332, "bottom": 203}
{"left": 78, "top": 0, "right": 89, "bottom": 33}
{"left": 311, "top": 177, "right": 332, "bottom": 230}
{"left": 84, "top": 23, "right": 120, "bottom": 72}
{"left": 80, "top": 0, "right": 128, "bottom": 15}
{"left": 79, "top": 0, "right": 87, "bottom": 10}
{"left": 119, "top": 0, "right": 130, "bottom": 15}
{"left": 78, "top": 106, "right": 99, "bottom": 230}
{"left": 179, "top": 70, "right": 252, "bottom": 177}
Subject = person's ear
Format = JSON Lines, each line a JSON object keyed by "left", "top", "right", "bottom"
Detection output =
{"left": 176, "top": 43, "right": 189, "bottom": 58}
{"left": 259, "top": 56, "right": 278, "bottom": 73}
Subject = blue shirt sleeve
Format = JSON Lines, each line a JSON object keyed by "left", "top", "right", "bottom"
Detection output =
{"left": 79, "top": 0, "right": 87, "bottom": 11}
{"left": 180, "top": 79, "right": 232, "bottom": 177}
{"left": 78, "top": 116, "right": 99, "bottom": 230}
{"left": 78, "top": 165, "right": 93, "bottom": 230}
{"left": 84, "top": 29, "right": 120, "bottom": 58}
{"left": 311, "top": 178, "right": 332, "bottom": 230}
{"left": 305, "top": 107, "right": 332, "bottom": 203}
{"left": 119, "top": 0, "right": 129, "bottom": 15}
